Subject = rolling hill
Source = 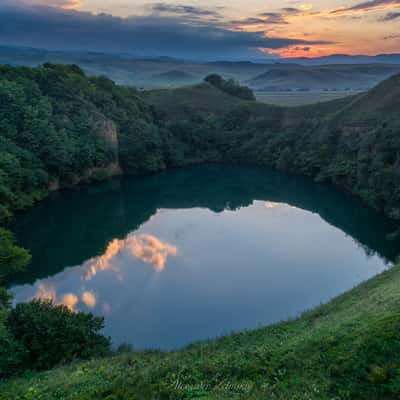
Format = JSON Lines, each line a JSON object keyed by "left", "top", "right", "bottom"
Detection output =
{"left": 151, "top": 69, "right": 198, "bottom": 86}
{"left": 144, "top": 73, "right": 400, "bottom": 218}
{"left": 247, "top": 64, "right": 400, "bottom": 91}
{"left": 142, "top": 82, "right": 245, "bottom": 121}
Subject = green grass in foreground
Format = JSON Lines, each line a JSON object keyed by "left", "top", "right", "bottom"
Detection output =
{"left": 1, "top": 265, "right": 400, "bottom": 400}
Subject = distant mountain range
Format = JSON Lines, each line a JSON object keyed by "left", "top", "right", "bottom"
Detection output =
{"left": 279, "top": 54, "right": 400, "bottom": 66}
{"left": 246, "top": 64, "right": 400, "bottom": 91}
{"left": 1, "top": 45, "right": 400, "bottom": 91}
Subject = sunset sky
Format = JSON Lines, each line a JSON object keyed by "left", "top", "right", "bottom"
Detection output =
{"left": 1, "top": 0, "right": 399, "bottom": 58}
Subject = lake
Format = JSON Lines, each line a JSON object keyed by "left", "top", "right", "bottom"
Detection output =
{"left": 10, "top": 165, "right": 400, "bottom": 349}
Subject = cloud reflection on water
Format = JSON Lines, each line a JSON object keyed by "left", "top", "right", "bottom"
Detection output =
{"left": 84, "top": 233, "right": 178, "bottom": 280}
{"left": 33, "top": 283, "right": 79, "bottom": 311}
{"left": 27, "top": 233, "right": 177, "bottom": 311}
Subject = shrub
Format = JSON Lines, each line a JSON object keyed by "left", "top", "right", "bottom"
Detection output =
{"left": 7, "top": 300, "right": 111, "bottom": 371}
{"left": 0, "top": 228, "right": 31, "bottom": 282}
{"left": 0, "top": 308, "right": 25, "bottom": 379}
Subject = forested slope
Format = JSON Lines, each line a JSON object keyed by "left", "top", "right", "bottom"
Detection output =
{"left": 1, "top": 64, "right": 399, "bottom": 223}
{"left": 146, "top": 74, "right": 400, "bottom": 219}
{"left": 0, "top": 64, "right": 165, "bottom": 225}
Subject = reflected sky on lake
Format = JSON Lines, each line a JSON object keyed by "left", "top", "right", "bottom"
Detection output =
{"left": 11, "top": 199, "right": 391, "bottom": 349}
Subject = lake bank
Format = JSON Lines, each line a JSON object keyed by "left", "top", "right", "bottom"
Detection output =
{"left": 2, "top": 261, "right": 400, "bottom": 399}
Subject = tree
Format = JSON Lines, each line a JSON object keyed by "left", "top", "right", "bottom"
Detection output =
{"left": 204, "top": 74, "right": 255, "bottom": 101}
{"left": 7, "top": 300, "right": 111, "bottom": 371}
{"left": 205, "top": 73, "right": 224, "bottom": 88}
{"left": 0, "top": 228, "right": 31, "bottom": 282}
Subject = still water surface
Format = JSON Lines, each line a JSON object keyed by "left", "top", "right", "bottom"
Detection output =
{"left": 10, "top": 166, "right": 400, "bottom": 349}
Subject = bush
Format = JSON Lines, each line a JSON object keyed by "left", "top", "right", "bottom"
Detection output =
{"left": 0, "top": 228, "right": 31, "bottom": 282}
{"left": 7, "top": 300, "right": 111, "bottom": 371}
{"left": 0, "top": 308, "right": 25, "bottom": 379}
{"left": 205, "top": 74, "right": 255, "bottom": 101}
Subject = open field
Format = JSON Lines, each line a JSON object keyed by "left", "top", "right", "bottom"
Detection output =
{"left": 255, "top": 90, "right": 364, "bottom": 107}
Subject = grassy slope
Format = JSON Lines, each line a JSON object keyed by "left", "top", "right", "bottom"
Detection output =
{"left": 255, "top": 91, "right": 362, "bottom": 107}
{"left": 1, "top": 265, "right": 399, "bottom": 399}
{"left": 247, "top": 64, "right": 400, "bottom": 90}
{"left": 142, "top": 82, "right": 244, "bottom": 121}
{"left": 142, "top": 80, "right": 359, "bottom": 122}
{"left": 144, "top": 74, "right": 400, "bottom": 121}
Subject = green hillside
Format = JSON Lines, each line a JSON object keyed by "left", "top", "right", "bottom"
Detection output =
{"left": 0, "top": 65, "right": 400, "bottom": 399}
{"left": 142, "top": 82, "right": 244, "bottom": 121}
{"left": 333, "top": 73, "right": 400, "bottom": 118}
{"left": 0, "top": 63, "right": 167, "bottom": 225}
{"left": 247, "top": 64, "right": 400, "bottom": 91}
{"left": 151, "top": 70, "right": 198, "bottom": 86}
{"left": 144, "top": 74, "right": 400, "bottom": 218}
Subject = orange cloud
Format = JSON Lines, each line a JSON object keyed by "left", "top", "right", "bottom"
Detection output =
{"left": 33, "top": 283, "right": 79, "bottom": 311}
{"left": 30, "top": 0, "right": 82, "bottom": 9}
{"left": 83, "top": 233, "right": 178, "bottom": 279}
{"left": 126, "top": 234, "right": 178, "bottom": 272}
{"left": 331, "top": 0, "right": 400, "bottom": 15}
{"left": 262, "top": 37, "right": 342, "bottom": 57}
{"left": 299, "top": 3, "right": 314, "bottom": 11}
{"left": 62, "top": 0, "right": 82, "bottom": 9}
{"left": 34, "top": 282, "right": 56, "bottom": 302}
{"left": 84, "top": 238, "right": 122, "bottom": 280}
{"left": 60, "top": 293, "right": 79, "bottom": 311}
{"left": 81, "top": 291, "right": 97, "bottom": 308}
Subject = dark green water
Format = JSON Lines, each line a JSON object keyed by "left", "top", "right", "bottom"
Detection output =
{"left": 10, "top": 165, "right": 400, "bottom": 349}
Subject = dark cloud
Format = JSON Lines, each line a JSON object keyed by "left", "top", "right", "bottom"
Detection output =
{"left": 382, "top": 11, "right": 400, "bottom": 20}
{"left": 293, "top": 46, "right": 311, "bottom": 52}
{"left": 0, "top": 2, "right": 331, "bottom": 59}
{"left": 229, "top": 14, "right": 288, "bottom": 27}
{"left": 229, "top": 10, "right": 292, "bottom": 27}
{"left": 331, "top": 0, "right": 400, "bottom": 14}
{"left": 229, "top": 7, "right": 318, "bottom": 27}
{"left": 233, "top": 17, "right": 268, "bottom": 25}
{"left": 258, "top": 12, "right": 289, "bottom": 24}
{"left": 151, "top": 3, "right": 222, "bottom": 19}
{"left": 384, "top": 33, "right": 400, "bottom": 39}
{"left": 281, "top": 7, "right": 301, "bottom": 14}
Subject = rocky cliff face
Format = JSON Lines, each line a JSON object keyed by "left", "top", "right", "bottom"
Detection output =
{"left": 48, "top": 114, "right": 122, "bottom": 192}
{"left": 94, "top": 113, "right": 119, "bottom": 161}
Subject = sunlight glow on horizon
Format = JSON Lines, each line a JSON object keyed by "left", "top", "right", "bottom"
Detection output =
{"left": 15, "top": 0, "right": 400, "bottom": 57}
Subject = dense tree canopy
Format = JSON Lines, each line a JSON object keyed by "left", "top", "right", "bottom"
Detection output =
{"left": 0, "top": 64, "right": 166, "bottom": 225}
